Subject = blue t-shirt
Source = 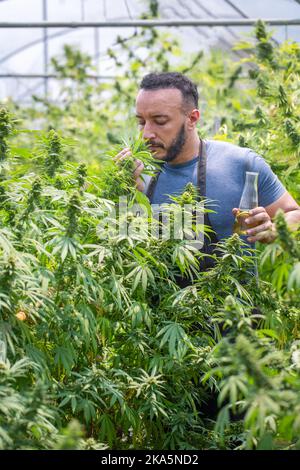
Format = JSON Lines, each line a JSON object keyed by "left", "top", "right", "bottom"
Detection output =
{"left": 143, "top": 139, "right": 286, "bottom": 241}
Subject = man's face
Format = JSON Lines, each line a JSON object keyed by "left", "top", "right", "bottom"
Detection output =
{"left": 135, "top": 88, "right": 189, "bottom": 163}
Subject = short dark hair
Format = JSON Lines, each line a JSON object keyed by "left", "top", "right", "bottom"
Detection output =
{"left": 139, "top": 72, "right": 199, "bottom": 110}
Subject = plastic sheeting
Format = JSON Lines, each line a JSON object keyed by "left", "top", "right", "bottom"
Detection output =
{"left": 0, "top": 0, "right": 299, "bottom": 101}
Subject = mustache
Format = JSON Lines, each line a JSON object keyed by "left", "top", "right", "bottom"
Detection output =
{"left": 148, "top": 142, "right": 164, "bottom": 149}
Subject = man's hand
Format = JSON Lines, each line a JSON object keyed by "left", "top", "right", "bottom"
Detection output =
{"left": 232, "top": 206, "right": 277, "bottom": 244}
{"left": 114, "top": 148, "right": 145, "bottom": 192}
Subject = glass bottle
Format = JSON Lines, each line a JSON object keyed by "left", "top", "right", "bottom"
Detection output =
{"left": 233, "top": 171, "right": 259, "bottom": 235}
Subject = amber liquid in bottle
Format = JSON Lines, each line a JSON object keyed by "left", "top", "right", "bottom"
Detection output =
{"left": 233, "top": 172, "right": 259, "bottom": 236}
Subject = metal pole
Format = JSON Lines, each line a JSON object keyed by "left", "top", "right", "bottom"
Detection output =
{"left": 81, "top": 0, "right": 85, "bottom": 21}
{"left": 0, "top": 73, "right": 117, "bottom": 79}
{"left": 42, "top": 0, "right": 48, "bottom": 97}
{"left": 94, "top": 27, "right": 99, "bottom": 83}
{"left": 0, "top": 19, "right": 299, "bottom": 27}
{"left": 0, "top": 72, "right": 250, "bottom": 79}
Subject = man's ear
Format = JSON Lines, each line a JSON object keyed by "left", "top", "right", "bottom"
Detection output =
{"left": 187, "top": 109, "right": 200, "bottom": 129}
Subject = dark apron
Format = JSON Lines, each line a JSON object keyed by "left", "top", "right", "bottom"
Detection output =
{"left": 146, "top": 139, "right": 219, "bottom": 287}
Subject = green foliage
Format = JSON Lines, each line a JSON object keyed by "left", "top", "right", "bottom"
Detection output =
{"left": 100, "top": 134, "right": 155, "bottom": 202}
{"left": 229, "top": 22, "right": 300, "bottom": 204}
{"left": 0, "top": 16, "right": 300, "bottom": 451}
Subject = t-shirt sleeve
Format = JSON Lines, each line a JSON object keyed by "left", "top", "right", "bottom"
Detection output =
{"left": 248, "top": 151, "right": 286, "bottom": 207}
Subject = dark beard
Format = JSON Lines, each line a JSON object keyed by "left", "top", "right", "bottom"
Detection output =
{"left": 164, "top": 124, "right": 186, "bottom": 163}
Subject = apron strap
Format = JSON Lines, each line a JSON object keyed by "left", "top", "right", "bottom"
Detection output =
{"left": 197, "top": 138, "right": 205, "bottom": 200}
{"left": 145, "top": 165, "right": 160, "bottom": 201}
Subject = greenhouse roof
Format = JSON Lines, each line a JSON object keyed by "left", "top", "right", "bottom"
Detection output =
{"left": 0, "top": 0, "right": 299, "bottom": 102}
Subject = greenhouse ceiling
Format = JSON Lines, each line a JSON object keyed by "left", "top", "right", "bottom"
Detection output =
{"left": 0, "top": 0, "right": 299, "bottom": 102}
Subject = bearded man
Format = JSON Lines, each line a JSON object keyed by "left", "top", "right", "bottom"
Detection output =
{"left": 115, "top": 72, "right": 300, "bottom": 270}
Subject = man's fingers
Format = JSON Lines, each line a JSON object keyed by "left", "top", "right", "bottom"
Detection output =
{"left": 248, "top": 207, "right": 265, "bottom": 216}
{"left": 118, "top": 147, "right": 131, "bottom": 156}
{"left": 247, "top": 227, "right": 276, "bottom": 244}
{"left": 245, "top": 212, "right": 269, "bottom": 224}
{"left": 133, "top": 160, "right": 144, "bottom": 177}
{"left": 134, "top": 159, "right": 143, "bottom": 169}
{"left": 246, "top": 220, "right": 273, "bottom": 236}
{"left": 232, "top": 206, "right": 276, "bottom": 243}
{"left": 136, "top": 177, "right": 145, "bottom": 192}
{"left": 113, "top": 148, "right": 131, "bottom": 162}
{"left": 244, "top": 208, "right": 272, "bottom": 240}
{"left": 113, "top": 152, "right": 132, "bottom": 164}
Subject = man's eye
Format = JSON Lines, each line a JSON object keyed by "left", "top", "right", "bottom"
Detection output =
{"left": 155, "top": 120, "right": 167, "bottom": 126}
{"left": 138, "top": 121, "right": 145, "bottom": 127}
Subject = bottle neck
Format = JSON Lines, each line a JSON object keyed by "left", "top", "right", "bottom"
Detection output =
{"left": 239, "top": 172, "right": 259, "bottom": 210}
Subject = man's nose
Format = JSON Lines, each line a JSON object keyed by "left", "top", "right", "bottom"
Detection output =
{"left": 142, "top": 122, "right": 156, "bottom": 140}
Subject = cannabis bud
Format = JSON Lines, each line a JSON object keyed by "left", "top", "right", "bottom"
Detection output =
{"left": 66, "top": 192, "right": 81, "bottom": 237}
{"left": 0, "top": 107, "right": 15, "bottom": 162}
{"left": 45, "top": 130, "right": 63, "bottom": 178}
{"left": 77, "top": 163, "right": 88, "bottom": 189}
{"left": 178, "top": 182, "right": 199, "bottom": 205}
{"left": 285, "top": 119, "right": 300, "bottom": 146}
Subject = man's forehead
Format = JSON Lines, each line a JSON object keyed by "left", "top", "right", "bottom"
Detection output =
{"left": 136, "top": 88, "right": 183, "bottom": 111}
